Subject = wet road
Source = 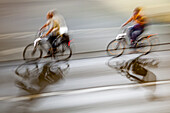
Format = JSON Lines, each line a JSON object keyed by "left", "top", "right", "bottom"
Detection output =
{"left": 0, "top": 51, "right": 170, "bottom": 113}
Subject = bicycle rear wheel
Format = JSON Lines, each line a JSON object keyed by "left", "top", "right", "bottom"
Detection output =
{"left": 106, "top": 39, "right": 125, "bottom": 57}
{"left": 54, "top": 43, "right": 72, "bottom": 61}
{"left": 23, "top": 43, "right": 42, "bottom": 61}
{"left": 149, "top": 35, "right": 159, "bottom": 51}
{"left": 136, "top": 37, "right": 152, "bottom": 54}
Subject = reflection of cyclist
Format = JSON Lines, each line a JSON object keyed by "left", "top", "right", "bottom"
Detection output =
{"left": 122, "top": 7, "right": 147, "bottom": 46}
{"left": 40, "top": 10, "right": 60, "bottom": 57}
{"left": 15, "top": 62, "right": 64, "bottom": 94}
{"left": 117, "top": 55, "right": 158, "bottom": 82}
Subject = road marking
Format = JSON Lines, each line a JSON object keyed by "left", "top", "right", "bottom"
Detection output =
{"left": 14, "top": 34, "right": 35, "bottom": 39}
{"left": 0, "top": 34, "right": 35, "bottom": 40}
{"left": 0, "top": 80, "right": 170, "bottom": 102}
{"left": 0, "top": 32, "right": 34, "bottom": 38}
{"left": 0, "top": 47, "right": 24, "bottom": 56}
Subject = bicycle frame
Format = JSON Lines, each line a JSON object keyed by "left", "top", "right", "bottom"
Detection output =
{"left": 116, "top": 30, "right": 157, "bottom": 47}
{"left": 34, "top": 37, "right": 48, "bottom": 46}
{"left": 146, "top": 34, "right": 157, "bottom": 39}
{"left": 115, "top": 33, "right": 127, "bottom": 40}
{"left": 115, "top": 32, "right": 129, "bottom": 48}
{"left": 33, "top": 37, "right": 51, "bottom": 54}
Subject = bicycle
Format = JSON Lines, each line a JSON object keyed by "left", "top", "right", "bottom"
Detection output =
{"left": 23, "top": 31, "right": 72, "bottom": 61}
{"left": 106, "top": 27, "right": 157, "bottom": 56}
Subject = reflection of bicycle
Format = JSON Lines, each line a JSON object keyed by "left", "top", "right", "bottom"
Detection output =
{"left": 15, "top": 61, "right": 69, "bottom": 94}
{"left": 23, "top": 31, "right": 72, "bottom": 61}
{"left": 107, "top": 54, "right": 158, "bottom": 83}
{"left": 106, "top": 28, "right": 157, "bottom": 56}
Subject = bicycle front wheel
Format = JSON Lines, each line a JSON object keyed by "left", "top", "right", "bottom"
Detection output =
{"left": 106, "top": 39, "right": 125, "bottom": 57}
{"left": 23, "top": 43, "right": 42, "bottom": 61}
{"left": 136, "top": 37, "right": 152, "bottom": 54}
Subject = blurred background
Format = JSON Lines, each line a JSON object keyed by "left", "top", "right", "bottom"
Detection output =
{"left": 0, "top": 0, "right": 170, "bottom": 113}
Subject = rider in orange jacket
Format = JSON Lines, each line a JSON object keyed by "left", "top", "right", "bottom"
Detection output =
{"left": 122, "top": 7, "right": 148, "bottom": 46}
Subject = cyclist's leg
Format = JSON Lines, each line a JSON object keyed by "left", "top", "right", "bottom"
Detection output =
{"left": 49, "top": 36, "right": 57, "bottom": 47}
{"left": 128, "top": 26, "right": 136, "bottom": 46}
{"left": 131, "top": 29, "right": 144, "bottom": 41}
{"left": 128, "top": 26, "right": 134, "bottom": 40}
{"left": 128, "top": 25, "right": 138, "bottom": 45}
{"left": 131, "top": 24, "right": 145, "bottom": 45}
{"left": 47, "top": 35, "right": 57, "bottom": 55}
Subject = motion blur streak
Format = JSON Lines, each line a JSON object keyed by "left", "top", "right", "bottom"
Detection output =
{"left": 0, "top": 79, "right": 170, "bottom": 102}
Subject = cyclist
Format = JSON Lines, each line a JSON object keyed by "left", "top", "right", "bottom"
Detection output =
{"left": 40, "top": 10, "right": 60, "bottom": 57}
{"left": 122, "top": 7, "right": 147, "bottom": 46}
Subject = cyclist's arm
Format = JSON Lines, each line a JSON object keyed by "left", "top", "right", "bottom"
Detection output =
{"left": 40, "top": 20, "right": 51, "bottom": 31}
{"left": 40, "top": 23, "right": 49, "bottom": 31}
{"left": 45, "top": 28, "right": 53, "bottom": 36}
{"left": 40, "top": 24, "right": 47, "bottom": 31}
{"left": 122, "top": 16, "right": 133, "bottom": 27}
{"left": 45, "top": 22, "right": 60, "bottom": 36}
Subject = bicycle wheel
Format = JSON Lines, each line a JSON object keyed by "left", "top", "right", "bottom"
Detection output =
{"left": 149, "top": 35, "right": 159, "bottom": 51}
{"left": 106, "top": 39, "right": 125, "bottom": 56}
{"left": 54, "top": 43, "right": 72, "bottom": 61}
{"left": 15, "top": 62, "right": 39, "bottom": 78}
{"left": 23, "top": 43, "right": 42, "bottom": 61}
{"left": 136, "top": 37, "right": 152, "bottom": 54}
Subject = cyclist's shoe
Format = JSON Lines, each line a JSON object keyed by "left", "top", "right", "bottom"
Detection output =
{"left": 136, "top": 43, "right": 145, "bottom": 48}
{"left": 52, "top": 48, "right": 57, "bottom": 53}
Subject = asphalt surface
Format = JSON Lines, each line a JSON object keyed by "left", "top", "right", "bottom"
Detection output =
{"left": 0, "top": 52, "right": 170, "bottom": 113}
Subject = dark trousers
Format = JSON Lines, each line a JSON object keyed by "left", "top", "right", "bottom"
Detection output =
{"left": 48, "top": 35, "right": 57, "bottom": 48}
{"left": 129, "top": 24, "right": 145, "bottom": 42}
{"left": 48, "top": 33, "right": 70, "bottom": 48}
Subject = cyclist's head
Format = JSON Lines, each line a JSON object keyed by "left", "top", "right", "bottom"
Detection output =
{"left": 46, "top": 9, "right": 58, "bottom": 19}
{"left": 51, "top": 9, "right": 58, "bottom": 16}
{"left": 133, "top": 7, "right": 142, "bottom": 14}
{"left": 46, "top": 11, "right": 54, "bottom": 20}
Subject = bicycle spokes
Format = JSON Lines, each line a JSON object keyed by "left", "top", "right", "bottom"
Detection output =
{"left": 136, "top": 38, "right": 151, "bottom": 54}
{"left": 107, "top": 40, "right": 125, "bottom": 56}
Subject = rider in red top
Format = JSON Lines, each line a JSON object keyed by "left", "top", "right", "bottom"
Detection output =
{"left": 122, "top": 7, "right": 148, "bottom": 46}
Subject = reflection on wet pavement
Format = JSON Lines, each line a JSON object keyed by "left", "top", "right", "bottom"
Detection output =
{"left": 15, "top": 61, "right": 69, "bottom": 94}
{"left": 6, "top": 61, "right": 70, "bottom": 113}
{"left": 108, "top": 54, "right": 159, "bottom": 99}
